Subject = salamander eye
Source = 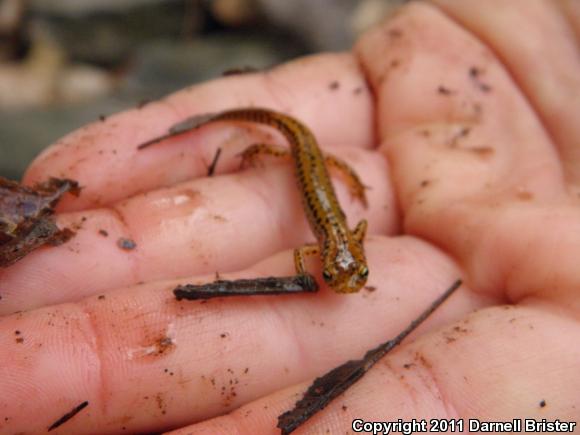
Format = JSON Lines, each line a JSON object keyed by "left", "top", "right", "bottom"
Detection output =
{"left": 322, "top": 270, "right": 332, "bottom": 282}
{"left": 359, "top": 266, "right": 369, "bottom": 279}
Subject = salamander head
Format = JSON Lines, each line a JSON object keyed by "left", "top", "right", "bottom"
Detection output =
{"left": 321, "top": 251, "right": 368, "bottom": 293}
{"left": 321, "top": 228, "right": 368, "bottom": 293}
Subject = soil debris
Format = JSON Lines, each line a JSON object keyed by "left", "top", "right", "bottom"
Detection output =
{"left": 0, "top": 177, "right": 80, "bottom": 266}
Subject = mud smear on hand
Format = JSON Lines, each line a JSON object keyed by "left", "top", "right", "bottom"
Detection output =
{"left": 0, "top": 177, "right": 80, "bottom": 267}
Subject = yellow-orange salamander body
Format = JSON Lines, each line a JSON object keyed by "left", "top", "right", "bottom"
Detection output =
{"left": 140, "top": 107, "right": 369, "bottom": 293}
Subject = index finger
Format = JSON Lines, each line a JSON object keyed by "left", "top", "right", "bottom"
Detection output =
{"left": 24, "top": 53, "right": 374, "bottom": 212}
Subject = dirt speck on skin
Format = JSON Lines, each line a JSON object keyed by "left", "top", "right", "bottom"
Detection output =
{"left": 469, "top": 146, "right": 495, "bottom": 158}
{"left": 155, "top": 393, "right": 167, "bottom": 415}
{"left": 448, "top": 126, "right": 471, "bottom": 147}
{"left": 134, "top": 334, "right": 177, "bottom": 359}
{"left": 469, "top": 66, "right": 492, "bottom": 93}
{"left": 415, "top": 352, "right": 432, "bottom": 369}
{"left": 516, "top": 190, "right": 534, "bottom": 201}
{"left": 117, "top": 238, "right": 137, "bottom": 250}
{"left": 387, "top": 28, "right": 403, "bottom": 39}
{"left": 211, "top": 214, "right": 228, "bottom": 223}
{"left": 14, "top": 330, "right": 23, "bottom": 343}
{"left": 154, "top": 336, "right": 175, "bottom": 356}
{"left": 218, "top": 371, "right": 240, "bottom": 407}
{"left": 437, "top": 85, "right": 454, "bottom": 95}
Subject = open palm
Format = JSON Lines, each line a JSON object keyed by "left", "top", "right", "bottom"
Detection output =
{"left": 1, "top": 1, "right": 578, "bottom": 434}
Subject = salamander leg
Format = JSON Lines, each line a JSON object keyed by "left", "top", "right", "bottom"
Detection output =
{"left": 353, "top": 219, "right": 368, "bottom": 242}
{"left": 238, "top": 143, "right": 291, "bottom": 169}
{"left": 324, "top": 154, "right": 368, "bottom": 208}
{"left": 293, "top": 243, "right": 320, "bottom": 275}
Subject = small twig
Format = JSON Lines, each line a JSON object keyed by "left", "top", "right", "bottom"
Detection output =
{"left": 137, "top": 114, "right": 217, "bottom": 150}
{"left": 207, "top": 147, "right": 223, "bottom": 177}
{"left": 47, "top": 401, "right": 89, "bottom": 432}
{"left": 222, "top": 66, "right": 260, "bottom": 76}
{"left": 277, "top": 279, "right": 462, "bottom": 434}
{"left": 174, "top": 274, "right": 319, "bottom": 301}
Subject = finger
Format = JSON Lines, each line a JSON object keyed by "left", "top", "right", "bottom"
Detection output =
{"left": 24, "top": 53, "right": 375, "bottom": 212}
{"left": 0, "top": 146, "right": 396, "bottom": 314}
{"left": 433, "top": 0, "right": 580, "bottom": 186}
{"left": 559, "top": 0, "right": 580, "bottom": 41}
{"left": 0, "top": 237, "right": 487, "bottom": 435}
{"left": 175, "top": 303, "right": 580, "bottom": 434}
{"left": 356, "top": 2, "right": 580, "bottom": 310}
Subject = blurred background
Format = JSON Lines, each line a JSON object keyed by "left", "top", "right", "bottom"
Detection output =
{"left": 0, "top": 0, "right": 405, "bottom": 179}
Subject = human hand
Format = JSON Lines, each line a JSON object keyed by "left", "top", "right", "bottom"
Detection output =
{"left": 1, "top": 1, "right": 579, "bottom": 433}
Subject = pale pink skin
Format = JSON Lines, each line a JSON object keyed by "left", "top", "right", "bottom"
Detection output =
{"left": 1, "top": 1, "right": 579, "bottom": 433}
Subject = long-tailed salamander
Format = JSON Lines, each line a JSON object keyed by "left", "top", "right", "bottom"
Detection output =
{"left": 139, "top": 108, "right": 369, "bottom": 292}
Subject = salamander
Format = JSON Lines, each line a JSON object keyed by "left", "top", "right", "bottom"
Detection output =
{"left": 139, "top": 108, "right": 369, "bottom": 293}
